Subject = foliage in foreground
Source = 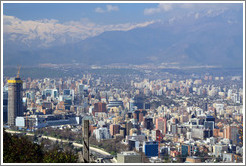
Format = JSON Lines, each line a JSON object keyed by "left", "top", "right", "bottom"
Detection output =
{"left": 3, "top": 129, "right": 78, "bottom": 163}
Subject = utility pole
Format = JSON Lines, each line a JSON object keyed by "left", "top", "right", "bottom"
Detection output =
{"left": 83, "top": 120, "right": 89, "bottom": 163}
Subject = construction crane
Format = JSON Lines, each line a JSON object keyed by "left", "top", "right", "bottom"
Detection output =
{"left": 157, "top": 132, "right": 165, "bottom": 158}
{"left": 156, "top": 131, "right": 162, "bottom": 158}
{"left": 157, "top": 134, "right": 161, "bottom": 158}
{"left": 16, "top": 66, "right": 21, "bottom": 78}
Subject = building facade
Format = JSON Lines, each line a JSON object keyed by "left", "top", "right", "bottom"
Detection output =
{"left": 8, "top": 74, "right": 23, "bottom": 126}
{"left": 117, "top": 151, "right": 142, "bottom": 163}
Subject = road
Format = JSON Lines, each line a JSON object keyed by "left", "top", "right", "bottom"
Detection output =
{"left": 5, "top": 129, "right": 117, "bottom": 163}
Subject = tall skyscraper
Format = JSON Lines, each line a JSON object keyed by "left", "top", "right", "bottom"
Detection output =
{"left": 7, "top": 68, "right": 23, "bottom": 126}
{"left": 3, "top": 86, "right": 8, "bottom": 123}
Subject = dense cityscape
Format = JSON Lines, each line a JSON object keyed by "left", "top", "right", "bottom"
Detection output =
{"left": 2, "top": 2, "right": 244, "bottom": 164}
{"left": 3, "top": 65, "right": 243, "bottom": 163}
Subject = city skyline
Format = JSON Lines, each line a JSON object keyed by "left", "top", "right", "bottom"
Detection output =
{"left": 1, "top": 1, "right": 245, "bottom": 164}
{"left": 2, "top": 66, "right": 244, "bottom": 163}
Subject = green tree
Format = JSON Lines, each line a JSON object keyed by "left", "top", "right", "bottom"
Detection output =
{"left": 3, "top": 129, "right": 79, "bottom": 163}
{"left": 43, "top": 148, "right": 78, "bottom": 163}
{"left": 3, "top": 129, "right": 43, "bottom": 163}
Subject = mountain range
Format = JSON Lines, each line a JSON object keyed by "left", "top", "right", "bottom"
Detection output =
{"left": 3, "top": 10, "right": 243, "bottom": 68}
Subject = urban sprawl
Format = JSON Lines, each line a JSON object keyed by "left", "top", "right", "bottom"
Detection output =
{"left": 3, "top": 67, "right": 243, "bottom": 163}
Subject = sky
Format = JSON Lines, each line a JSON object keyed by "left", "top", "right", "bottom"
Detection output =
{"left": 3, "top": 3, "right": 160, "bottom": 24}
{"left": 3, "top": 3, "right": 243, "bottom": 24}
{"left": 2, "top": 2, "right": 244, "bottom": 47}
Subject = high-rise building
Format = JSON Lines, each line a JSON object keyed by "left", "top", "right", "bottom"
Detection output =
{"left": 133, "top": 109, "right": 147, "bottom": 122}
{"left": 129, "top": 96, "right": 145, "bottom": 112}
{"left": 143, "top": 141, "right": 159, "bottom": 157}
{"left": 155, "top": 117, "right": 167, "bottom": 134}
{"left": 3, "top": 86, "right": 8, "bottom": 123}
{"left": 92, "top": 102, "right": 107, "bottom": 116}
{"left": 110, "top": 124, "right": 120, "bottom": 136}
{"left": 94, "top": 127, "right": 111, "bottom": 141}
{"left": 144, "top": 117, "right": 154, "bottom": 130}
{"left": 224, "top": 125, "right": 239, "bottom": 144}
{"left": 42, "top": 89, "right": 58, "bottom": 99}
{"left": 205, "top": 115, "right": 215, "bottom": 127}
{"left": 181, "top": 144, "right": 195, "bottom": 158}
{"left": 126, "top": 121, "right": 133, "bottom": 136}
{"left": 129, "top": 99, "right": 137, "bottom": 112}
{"left": 7, "top": 69, "right": 23, "bottom": 126}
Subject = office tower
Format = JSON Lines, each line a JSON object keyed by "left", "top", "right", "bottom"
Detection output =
{"left": 134, "top": 96, "right": 144, "bottom": 109}
{"left": 181, "top": 144, "right": 195, "bottom": 158}
{"left": 144, "top": 117, "right": 154, "bottom": 130}
{"left": 155, "top": 117, "right": 167, "bottom": 134}
{"left": 129, "top": 99, "right": 137, "bottom": 112}
{"left": 7, "top": 69, "right": 23, "bottom": 126}
{"left": 143, "top": 141, "right": 159, "bottom": 157}
{"left": 95, "top": 127, "right": 111, "bottom": 141}
{"left": 63, "top": 96, "right": 73, "bottom": 110}
{"left": 204, "top": 121, "right": 214, "bottom": 130}
{"left": 206, "top": 115, "right": 215, "bottom": 127}
{"left": 93, "top": 102, "right": 107, "bottom": 116}
{"left": 43, "top": 89, "right": 58, "bottom": 99}
{"left": 126, "top": 121, "right": 133, "bottom": 136}
{"left": 133, "top": 109, "right": 147, "bottom": 123}
{"left": 110, "top": 124, "right": 120, "bottom": 136}
{"left": 3, "top": 86, "right": 8, "bottom": 123}
{"left": 224, "top": 125, "right": 239, "bottom": 144}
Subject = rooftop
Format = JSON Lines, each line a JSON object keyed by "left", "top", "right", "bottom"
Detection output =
{"left": 120, "top": 151, "right": 139, "bottom": 156}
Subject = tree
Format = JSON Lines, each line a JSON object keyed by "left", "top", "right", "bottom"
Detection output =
{"left": 43, "top": 148, "right": 78, "bottom": 163}
{"left": 3, "top": 129, "right": 43, "bottom": 163}
{"left": 3, "top": 129, "right": 79, "bottom": 163}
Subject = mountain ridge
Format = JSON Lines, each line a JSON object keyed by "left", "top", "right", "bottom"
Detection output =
{"left": 3, "top": 12, "right": 243, "bottom": 68}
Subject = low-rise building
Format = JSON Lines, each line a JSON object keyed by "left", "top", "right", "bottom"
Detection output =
{"left": 117, "top": 151, "right": 142, "bottom": 163}
{"left": 185, "top": 156, "right": 201, "bottom": 163}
